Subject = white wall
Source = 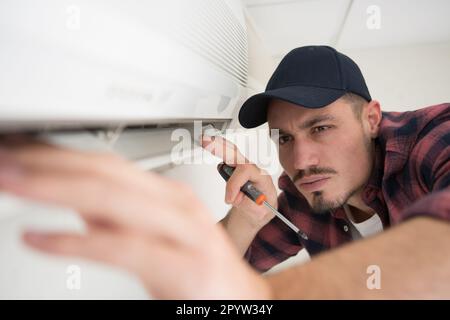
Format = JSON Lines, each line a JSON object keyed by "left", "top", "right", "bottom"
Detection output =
{"left": 341, "top": 42, "right": 450, "bottom": 111}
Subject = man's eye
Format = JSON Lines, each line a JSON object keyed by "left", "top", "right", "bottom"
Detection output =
{"left": 312, "top": 126, "right": 330, "bottom": 134}
{"left": 279, "top": 135, "right": 291, "bottom": 145}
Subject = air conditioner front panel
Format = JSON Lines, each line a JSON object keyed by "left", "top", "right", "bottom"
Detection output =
{"left": 0, "top": 0, "right": 248, "bottom": 130}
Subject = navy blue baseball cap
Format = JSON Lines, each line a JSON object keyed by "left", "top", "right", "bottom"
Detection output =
{"left": 238, "top": 45, "right": 371, "bottom": 128}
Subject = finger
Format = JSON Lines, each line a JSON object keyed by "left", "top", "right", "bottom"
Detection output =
{"left": 22, "top": 228, "right": 156, "bottom": 275}
{"left": 0, "top": 167, "right": 200, "bottom": 247}
{"left": 0, "top": 139, "right": 213, "bottom": 248}
{"left": 21, "top": 228, "right": 216, "bottom": 299}
{"left": 225, "top": 164, "right": 259, "bottom": 203}
{"left": 0, "top": 139, "right": 176, "bottom": 197}
{"left": 83, "top": 214, "right": 118, "bottom": 232}
{"left": 0, "top": 138, "right": 96, "bottom": 170}
{"left": 0, "top": 134, "right": 33, "bottom": 145}
{"left": 0, "top": 139, "right": 201, "bottom": 226}
{"left": 200, "top": 135, "right": 248, "bottom": 165}
{"left": 232, "top": 192, "right": 244, "bottom": 207}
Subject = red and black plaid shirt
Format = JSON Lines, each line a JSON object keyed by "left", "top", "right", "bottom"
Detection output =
{"left": 245, "top": 103, "right": 450, "bottom": 272}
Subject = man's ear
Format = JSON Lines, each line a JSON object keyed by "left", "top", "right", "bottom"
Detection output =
{"left": 365, "top": 100, "right": 382, "bottom": 138}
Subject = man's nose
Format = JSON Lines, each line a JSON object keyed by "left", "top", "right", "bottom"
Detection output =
{"left": 293, "top": 139, "right": 320, "bottom": 170}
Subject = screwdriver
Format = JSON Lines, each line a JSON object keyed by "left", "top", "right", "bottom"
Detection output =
{"left": 217, "top": 163, "right": 308, "bottom": 240}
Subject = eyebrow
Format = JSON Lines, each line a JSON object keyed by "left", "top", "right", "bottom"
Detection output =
{"left": 299, "top": 114, "right": 336, "bottom": 130}
{"left": 275, "top": 114, "right": 336, "bottom": 135}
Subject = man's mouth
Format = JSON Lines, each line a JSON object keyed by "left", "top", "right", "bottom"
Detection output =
{"left": 297, "top": 176, "right": 331, "bottom": 192}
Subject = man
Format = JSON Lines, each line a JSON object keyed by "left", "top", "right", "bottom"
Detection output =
{"left": 0, "top": 46, "right": 448, "bottom": 299}
{"left": 216, "top": 45, "right": 450, "bottom": 273}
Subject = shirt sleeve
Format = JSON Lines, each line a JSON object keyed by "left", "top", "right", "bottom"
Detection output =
{"left": 399, "top": 116, "right": 450, "bottom": 222}
{"left": 244, "top": 192, "right": 303, "bottom": 273}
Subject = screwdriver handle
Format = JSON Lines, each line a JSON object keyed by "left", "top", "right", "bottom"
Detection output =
{"left": 217, "top": 163, "right": 267, "bottom": 205}
{"left": 217, "top": 163, "right": 309, "bottom": 241}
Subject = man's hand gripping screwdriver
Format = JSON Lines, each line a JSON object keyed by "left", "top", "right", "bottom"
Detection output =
{"left": 217, "top": 163, "right": 308, "bottom": 241}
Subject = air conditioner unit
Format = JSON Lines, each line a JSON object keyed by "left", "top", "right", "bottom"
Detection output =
{"left": 0, "top": 0, "right": 249, "bottom": 170}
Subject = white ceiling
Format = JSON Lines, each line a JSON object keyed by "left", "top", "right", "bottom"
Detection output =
{"left": 243, "top": 0, "right": 450, "bottom": 59}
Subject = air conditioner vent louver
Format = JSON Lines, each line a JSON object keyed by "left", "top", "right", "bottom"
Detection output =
{"left": 170, "top": 0, "right": 249, "bottom": 87}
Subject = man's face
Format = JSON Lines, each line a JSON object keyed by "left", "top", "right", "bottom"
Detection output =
{"left": 267, "top": 97, "right": 374, "bottom": 214}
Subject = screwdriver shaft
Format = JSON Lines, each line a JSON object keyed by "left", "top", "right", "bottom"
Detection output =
{"left": 217, "top": 163, "right": 308, "bottom": 240}
{"left": 263, "top": 201, "right": 298, "bottom": 232}
{"left": 263, "top": 201, "right": 308, "bottom": 240}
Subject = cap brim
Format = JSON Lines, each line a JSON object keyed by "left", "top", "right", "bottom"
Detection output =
{"left": 238, "top": 86, "right": 346, "bottom": 128}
